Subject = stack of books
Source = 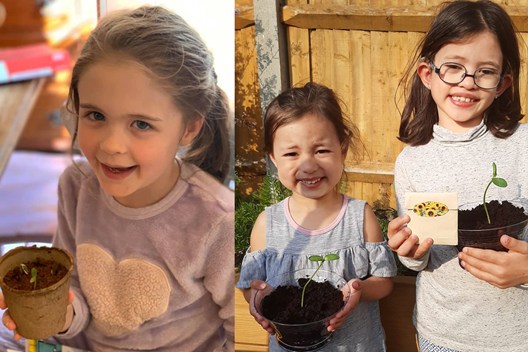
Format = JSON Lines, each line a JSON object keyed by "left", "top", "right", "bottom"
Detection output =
{"left": 0, "top": 43, "right": 71, "bottom": 84}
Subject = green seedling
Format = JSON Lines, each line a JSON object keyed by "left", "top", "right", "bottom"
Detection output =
{"left": 483, "top": 162, "right": 508, "bottom": 224}
{"left": 30, "top": 268, "right": 37, "bottom": 290}
{"left": 19, "top": 264, "right": 38, "bottom": 290}
{"left": 300, "top": 253, "right": 340, "bottom": 308}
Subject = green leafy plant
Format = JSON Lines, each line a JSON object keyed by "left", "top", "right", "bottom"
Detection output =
{"left": 483, "top": 162, "right": 508, "bottom": 224}
{"left": 19, "top": 264, "right": 38, "bottom": 290}
{"left": 235, "top": 174, "right": 291, "bottom": 270}
{"left": 300, "top": 254, "right": 340, "bottom": 308}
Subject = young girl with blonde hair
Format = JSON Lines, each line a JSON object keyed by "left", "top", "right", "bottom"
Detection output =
{"left": 1, "top": 6, "right": 233, "bottom": 351}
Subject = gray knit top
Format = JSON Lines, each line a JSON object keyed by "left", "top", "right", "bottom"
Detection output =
{"left": 237, "top": 196, "right": 397, "bottom": 351}
{"left": 394, "top": 121, "right": 528, "bottom": 352}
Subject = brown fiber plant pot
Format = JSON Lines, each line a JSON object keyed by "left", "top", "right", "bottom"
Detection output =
{"left": 0, "top": 246, "right": 73, "bottom": 339}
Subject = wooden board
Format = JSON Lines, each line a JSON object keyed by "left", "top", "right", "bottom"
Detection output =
{"left": 0, "top": 78, "right": 45, "bottom": 178}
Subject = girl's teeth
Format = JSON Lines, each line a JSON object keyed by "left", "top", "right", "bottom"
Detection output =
{"left": 453, "top": 96, "right": 473, "bottom": 103}
{"left": 302, "top": 178, "right": 320, "bottom": 185}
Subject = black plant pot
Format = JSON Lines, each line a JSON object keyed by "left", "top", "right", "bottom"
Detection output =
{"left": 254, "top": 269, "right": 350, "bottom": 351}
{"left": 458, "top": 200, "right": 528, "bottom": 252}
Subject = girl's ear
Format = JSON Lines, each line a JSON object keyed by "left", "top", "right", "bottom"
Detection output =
{"left": 496, "top": 73, "right": 513, "bottom": 98}
{"left": 180, "top": 116, "right": 205, "bottom": 146}
{"left": 417, "top": 59, "right": 433, "bottom": 89}
{"left": 269, "top": 152, "right": 278, "bottom": 168}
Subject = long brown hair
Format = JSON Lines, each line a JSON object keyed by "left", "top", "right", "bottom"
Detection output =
{"left": 397, "top": 0, "right": 522, "bottom": 146}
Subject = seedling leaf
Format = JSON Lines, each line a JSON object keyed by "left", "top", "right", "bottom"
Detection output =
{"left": 324, "top": 254, "right": 339, "bottom": 261}
{"left": 300, "top": 253, "right": 340, "bottom": 308}
{"left": 30, "top": 268, "right": 37, "bottom": 290}
{"left": 492, "top": 178, "right": 507, "bottom": 187}
{"left": 483, "top": 163, "right": 508, "bottom": 224}
{"left": 308, "top": 255, "right": 324, "bottom": 261}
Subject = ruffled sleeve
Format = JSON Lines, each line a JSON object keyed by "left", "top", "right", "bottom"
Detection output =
{"left": 341, "top": 241, "right": 397, "bottom": 280}
{"left": 236, "top": 249, "right": 267, "bottom": 289}
{"left": 365, "top": 241, "right": 397, "bottom": 277}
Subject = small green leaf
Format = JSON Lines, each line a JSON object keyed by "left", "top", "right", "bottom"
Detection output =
{"left": 308, "top": 255, "right": 324, "bottom": 261}
{"left": 30, "top": 268, "right": 37, "bottom": 290}
{"left": 324, "top": 254, "right": 340, "bottom": 261}
{"left": 492, "top": 178, "right": 507, "bottom": 187}
{"left": 492, "top": 162, "right": 497, "bottom": 177}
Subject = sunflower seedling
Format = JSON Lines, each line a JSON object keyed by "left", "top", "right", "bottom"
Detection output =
{"left": 300, "top": 253, "right": 340, "bottom": 308}
{"left": 19, "top": 264, "right": 38, "bottom": 290}
{"left": 483, "top": 162, "right": 508, "bottom": 224}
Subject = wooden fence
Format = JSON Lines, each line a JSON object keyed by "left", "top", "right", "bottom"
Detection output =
{"left": 235, "top": 0, "right": 528, "bottom": 208}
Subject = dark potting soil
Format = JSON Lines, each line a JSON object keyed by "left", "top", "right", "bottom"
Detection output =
{"left": 261, "top": 279, "right": 344, "bottom": 324}
{"left": 3, "top": 259, "right": 68, "bottom": 291}
{"left": 458, "top": 200, "right": 527, "bottom": 230}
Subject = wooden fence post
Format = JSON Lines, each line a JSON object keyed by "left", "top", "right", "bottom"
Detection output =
{"left": 254, "top": 0, "right": 289, "bottom": 173}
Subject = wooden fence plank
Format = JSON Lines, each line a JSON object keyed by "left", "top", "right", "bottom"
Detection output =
{"left": 288, "top": 26, "right": 311, "bottom": 86}
{"left": 282, "top": 4, "right": 528, "bottom": 32}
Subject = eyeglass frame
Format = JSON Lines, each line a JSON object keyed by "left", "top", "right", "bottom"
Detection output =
{"left": 429, "top": 61, "right": 503, "bottom": 90}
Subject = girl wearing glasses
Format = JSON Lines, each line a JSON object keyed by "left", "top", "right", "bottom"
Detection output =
{"left": 387, "top": 1, "right": 528, "bottom": 351}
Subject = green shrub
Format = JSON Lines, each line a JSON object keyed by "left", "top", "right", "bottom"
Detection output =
{"left": 235, "top": 174, "right": 291, "bottom": 270}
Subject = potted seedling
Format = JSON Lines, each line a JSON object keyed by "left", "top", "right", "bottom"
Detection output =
{"left": 253, "top": 254, "right": 350, "bottom": 351}
{"left": 0, "top": 246, "right": 73, "bottom": 339}
{"left": 458, "top": 162, "right": 528, "bottom": 252}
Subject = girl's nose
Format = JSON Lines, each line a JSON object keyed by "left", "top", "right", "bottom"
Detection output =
{"left": 299, "top": 154, "right": 318, "bottom": 173}
{"left": 458, "top": 74, "right": 478, "bottom": 90}
{"left": 100, "top": 127, "right": 127, "bottom": 155}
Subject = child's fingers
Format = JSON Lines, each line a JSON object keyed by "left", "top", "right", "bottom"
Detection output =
{"left": 393, "top": 234, "right": 419, "bottom": 257}
{"left": 387, "top": 226, "right": 412, "bottom": 252}
{"left": 328, "top": 279, "right": 362, "bottom": 331}
{"left": 387, "top": 215, "right": 410, "bottom": 239}
{"left": 0, "top": 292, "right": 6, "bottom": 310}
{"left": 69, "top": 290, "right": 75, "bottom": 304}
{"left": 413, "top": 238, "right": 434, "bottom": 259}
{"left": 249, "top": 280, "right": 267, "bottom": 291}
{"left": 2, "top": 310, "right": 16, "bottom": 331}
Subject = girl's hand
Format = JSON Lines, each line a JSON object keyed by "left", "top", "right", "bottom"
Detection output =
{"left": 0, "top": 292, "right": 23, "bottom": 341}
{"left": 387, "top": 214, "right": 433, "bottom": 259}
{"left": 327, "top": 279, "right": 361, "bottom": 332}
{"left": 458, "top": 235, "right": 528, "bottom": 289}
{"left": 0, "top": 290, "right": 75, "bottom": 339}
{"left": 248, "top": 280, "right": 275, "bottom": 335}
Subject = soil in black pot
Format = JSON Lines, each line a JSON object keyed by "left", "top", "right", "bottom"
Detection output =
{"left": 261, "top": 278, "right": 344, "bottom": 324}
{"left": 459, "top": 200, "right": 527, "bottom": 230}
{"left": 458, "top": 200, "right": 528, "bottom": 252}
{"left": 3, "top": 259, "right": 68, "bottom": 291}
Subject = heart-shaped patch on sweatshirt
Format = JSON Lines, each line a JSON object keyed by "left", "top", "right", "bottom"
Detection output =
{"left": 77, "top": 243, "right": 170, "bottom": 336}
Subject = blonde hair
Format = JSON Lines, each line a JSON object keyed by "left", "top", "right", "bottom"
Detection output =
{"left": 67, "top": 6, "right": 230, "bottom": 181}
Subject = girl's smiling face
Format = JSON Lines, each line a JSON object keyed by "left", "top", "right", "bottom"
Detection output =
{"left": 418, "top": 31, "right": 512, "bottom": 132}
{"left": 270, "top": 113, "right": 345, "bottom": 202}
{"left": 77, "top": 59, "right": 202, "bottom": 208}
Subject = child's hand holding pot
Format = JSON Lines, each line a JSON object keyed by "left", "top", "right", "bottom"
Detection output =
{"left": 327, "top": 279, "right": 361, "bottom": 332}
{"left": 248, "top": 279, "right": 275, "bottom": 335}
{"left": 0, "top": 290, "right": 75, "bottom": 339}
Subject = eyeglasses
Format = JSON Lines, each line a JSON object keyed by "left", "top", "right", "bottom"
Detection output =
{"left": 430, "top": 62, "right": 502, "bottom": 90}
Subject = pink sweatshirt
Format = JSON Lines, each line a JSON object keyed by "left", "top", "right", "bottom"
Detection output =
{"left": 53, "top": 160, "right": 234, "bottom": 351}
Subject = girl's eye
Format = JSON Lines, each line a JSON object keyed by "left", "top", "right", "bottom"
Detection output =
{"left": 316, "top": 149, "right": 330, "bottom": 154}
{"left": 133, "top": 120, "right": 152, "bottom": 130}
{"left": 88, "top": 111, "right": 105, "bottom": 121}
{"left": 283, "top": 152, "right": 297, "bottom": 157}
